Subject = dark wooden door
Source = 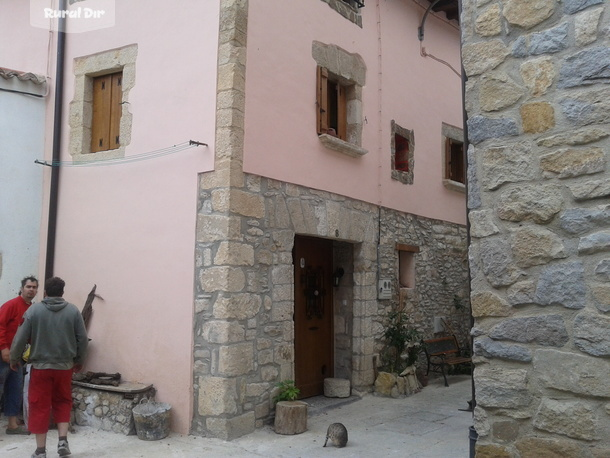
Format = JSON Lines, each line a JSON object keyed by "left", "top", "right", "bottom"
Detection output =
{"left": 294, "top": 236, "right": 334, "bottom": 398}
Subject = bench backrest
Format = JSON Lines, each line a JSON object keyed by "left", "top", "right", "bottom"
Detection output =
{"left": 424, "top": 336, "right": 460, "bottom": 356}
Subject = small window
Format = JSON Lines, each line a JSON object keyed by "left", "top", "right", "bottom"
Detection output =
{"left": 317, "top": 66, "right": 347, "bottom": 141}
{"left": 394, "top": 134, "right": 410, "bottom": 172}
{"left": 390, "top": 120, "right": 414, "bottom": 184}
{"left": 91, "top": 71, "right": 123, "bottom": 153}
{"left": 441, "top": 123, "right": 465, "bottom": 192}
{"left": 445, "top": 137, "right": 464, "bottom": 184}
{"left": 396, "top": 243, "right": 419, "bottom": 289}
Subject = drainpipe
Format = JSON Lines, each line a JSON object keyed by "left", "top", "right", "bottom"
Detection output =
{"left": 45, "top": 0, "right": 67, "bottom": 280}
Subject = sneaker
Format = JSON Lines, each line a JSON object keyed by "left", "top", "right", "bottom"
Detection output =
{"left": 57, "top": 439, "right": 71, "bottom": 456}
{"left": 31, "top": 451, "right": 46, "bottom": 458}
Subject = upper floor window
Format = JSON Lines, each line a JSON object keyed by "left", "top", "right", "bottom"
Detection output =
{"left": 391, "top": 121, "right": 414, "bottom": 185}
{"left": 321, "top": 0, "right": 363, "bottom": 27}
{"left": 91, "top": 72, "right": 123, "bottom": 153}
{"left": 317, "top": 67, "right": 347, "bottom": 141}
{"left": 441, "top": 123, "right": 465, "bottom": 192}
{"left": 313, "top": 41, "right": 367, "bottom": 158}
{"left": 445, "top": 137, "right": 464, "bottom": 183}
{"left": 69, "top": 44, "right": 137, "bottom": 161}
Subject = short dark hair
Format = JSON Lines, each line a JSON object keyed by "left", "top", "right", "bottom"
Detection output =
{"left": 45, "top": 277, "right": 65, "bottom": 297}
{"left": 21, "top": 276, "right": 38, "bottom": 288}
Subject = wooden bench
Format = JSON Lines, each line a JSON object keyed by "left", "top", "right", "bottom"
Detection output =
{"left": 423, "top": 335, "right": 471, "bottom": 387}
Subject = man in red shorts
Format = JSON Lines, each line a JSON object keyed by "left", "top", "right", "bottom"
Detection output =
{"left": 10, "top": 277, "right": 88, "bottom": 458}
{"left": 0, "top": 276, "right": 38, "bottom": 435}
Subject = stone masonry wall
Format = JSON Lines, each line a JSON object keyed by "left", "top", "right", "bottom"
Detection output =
{"left": 194, "top": 0, "right": 470, "bottom": 441}
{"left": 462, "top": 0, "right": 610, "bottom": 455}
{"left": 378, "top": 208, "right": 471, "bottom": 355}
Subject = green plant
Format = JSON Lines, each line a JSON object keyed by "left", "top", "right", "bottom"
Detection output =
{"left": 382, "top": 310, "right": 421, "bottom": 373}
{"left": 274, "top": 380, "right": 300, "bottom": 402}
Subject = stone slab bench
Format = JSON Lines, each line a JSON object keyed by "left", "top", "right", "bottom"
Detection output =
{"left": 71, "top": 381, "right": 155, "bottom": 435}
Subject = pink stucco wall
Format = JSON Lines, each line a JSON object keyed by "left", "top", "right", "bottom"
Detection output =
{"left": 1, "top": 1, "right": 218, "bottom": 434}
{"left": 243, "top": 0, "right": 465, "bottom": 224}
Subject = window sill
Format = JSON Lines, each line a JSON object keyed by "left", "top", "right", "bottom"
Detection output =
{"left": 319, "top": 134, "right": 368, "bottom": 158}
{"left": 443, "top": 179, "right": 466, "bottom": 193}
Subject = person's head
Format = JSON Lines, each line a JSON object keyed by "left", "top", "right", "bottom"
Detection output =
{"left": 19, "top": 276, "right": 39, "bottom": 303}
{"left": 44, "top": 277, "right": 65, "bottom": 298}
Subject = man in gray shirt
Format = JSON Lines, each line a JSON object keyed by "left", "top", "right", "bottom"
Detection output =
{"left": 10, "top": 277, "right": 88, "bottom": 458}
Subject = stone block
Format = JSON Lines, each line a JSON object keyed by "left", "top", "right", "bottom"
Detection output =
{"left": 540, "top": 147, "right": 605, "bottom": 179}
{"left": 521, "top": 102, "right": 555, "bottom": 133}
{"left": 470, "top": 291, "right": 511, "bottom": 318}
{"left": 533, "top": 398, "right": 599, "bottom": 440}
{"left": 475, "top": 4, "right": 501, "bottom": 36}
{"left": 481, "top": 142, "right": 535, "bottom": 190}
{"left": 462, "top": 40, "right": 509, "bottom": 76}
{"left": 490, "top": 315, "right": 568, "bottom": 346}
{"left": 324, "top": 378, "right": 351, "bottom": 398}
{"left": 213, "top": 293, "right": 261, "bottom": 320}
{"left": 374, "top": 372, "right": 396, "bottom": 397}
{"left": 474, "top": 366, "right": 531, "bottom": 408}
{"left": 533, "top": 348, "right": 610, "bottom": 397}
{"left": 497, "top": 184, "right": 563, "bottom": 223}
{"left": 516, "top": 437, "right": 582, "bottom": 458}
{"left": 198, "top": 376, "right": 237, "bottom": 416}
{"left": 503, "top": 0, "right": 555, "bottom": 29}
{"left": 520, "top": 57, "right": 554, "bottom": 97}
{"left": 218, "top": 342, "right": 254, "bottom": 376}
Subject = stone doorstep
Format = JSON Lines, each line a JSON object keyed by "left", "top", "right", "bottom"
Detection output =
{"left": 71, "top": 381, "right": 155, "bottom": 435}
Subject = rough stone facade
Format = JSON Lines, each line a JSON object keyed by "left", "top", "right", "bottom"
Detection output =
{"left": 190, "top": 0, "right": 469, "bottom": 440}
{"left": 463, "top": 0, "right": 610, "bottom": 455}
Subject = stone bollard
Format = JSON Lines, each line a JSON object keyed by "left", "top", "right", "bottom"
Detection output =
{"left": 324, "top": 378, "right": 351, "bottom": 398}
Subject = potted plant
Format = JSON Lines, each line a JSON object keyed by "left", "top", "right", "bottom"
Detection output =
{"left": 273, "top": 380, "right": 307, "bottom": 435}
{"left": 382, "top": 310, "right": 421, "bottom": 374}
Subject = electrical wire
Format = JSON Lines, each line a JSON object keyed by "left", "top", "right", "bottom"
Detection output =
{"left": 420, "top": 42, "right": 461, "bottom": 78}
{"left": 34, "top": 140, "right": 207, "bottom": 168}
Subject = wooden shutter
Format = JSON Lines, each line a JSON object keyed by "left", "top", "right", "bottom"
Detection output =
{"left": 109, "top": 73, "right": 122, "bottom": 149}
{"left": 445, "top": 137, "right": 452, "bottom": 180}
{"left": 337, "top": 84, "right": 347, "bottom": 140}
{"left": 90, "top": 72, "right": 122, "bottom": 153}
{"left": 317, "top": 66, "right": 328, "bottom": 135}
{"left": 91, "top": 75, "right": 112, "bottom": 152}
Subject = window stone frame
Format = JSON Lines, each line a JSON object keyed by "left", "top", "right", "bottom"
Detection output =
{"left": 441, "top": 122, "right": 465, "bottom": 193}
{"left": 312, "top": 41, "right": 367, "bottom": 158}
{"left": 69, "top": 44, "right": 137, "bottom": 161}
{"left": 320, "top": 0, "right": 363, "bottom": 27}
{"left": 391, "top": 120, "right": 414, "bottom": 185}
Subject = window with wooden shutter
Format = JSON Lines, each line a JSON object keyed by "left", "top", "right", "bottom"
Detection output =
{"left": 316, "top": 66, "right": 347, "bottom": 141}
{"left": 445, "top": 137, "right": 464, "bottom": 184}
{"left": 91, "top": 71, "right": 122, "bottom": 153}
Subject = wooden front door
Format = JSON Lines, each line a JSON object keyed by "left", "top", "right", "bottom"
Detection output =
{"left": 294, "top": 236, "right": 334, "bottom": 398}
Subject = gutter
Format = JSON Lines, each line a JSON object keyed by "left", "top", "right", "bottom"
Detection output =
{"left": 45, "top": 0, "right": 67, "bottom": 280}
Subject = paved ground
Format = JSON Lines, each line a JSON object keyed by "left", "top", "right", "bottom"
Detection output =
{"left": 0, "top": 375, "right": 474, "bottom": 457}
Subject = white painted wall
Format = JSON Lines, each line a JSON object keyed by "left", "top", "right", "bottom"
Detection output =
{"left": 0, "top": 77, "right": 46, "bottom": 301}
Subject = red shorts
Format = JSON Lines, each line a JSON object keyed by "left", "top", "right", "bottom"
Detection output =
{"left": 28, "top": 368, "right": 73, "bottom": 434}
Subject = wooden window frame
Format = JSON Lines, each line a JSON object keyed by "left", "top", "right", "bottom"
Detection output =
{"left": 317, "top": 66, "right": 347, "bottom": 141}
{"left": 441, "top": 123, "right": 465, "bottom": 193}
{"left": 444, "top": 137, "right": 465, "bottom": 184}
{"left": 91, "top": 71, "right": 123, "bottom": 153}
